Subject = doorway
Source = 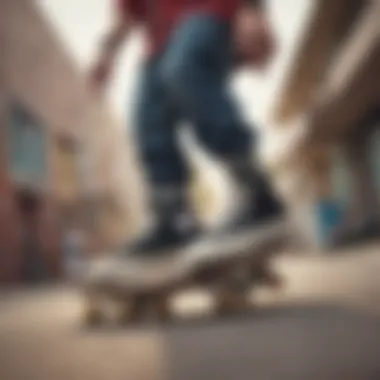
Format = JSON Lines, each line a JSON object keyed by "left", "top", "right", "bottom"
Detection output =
{"left": 15, "top": 188, "right": 49, "bottom": 284}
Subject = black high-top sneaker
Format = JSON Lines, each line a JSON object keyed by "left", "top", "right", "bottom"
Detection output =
{"left": 126, "top": 187, "right": 201, "bottom": 259}
{"left": 222, "top": 157, "right": 284, "bottom": 232}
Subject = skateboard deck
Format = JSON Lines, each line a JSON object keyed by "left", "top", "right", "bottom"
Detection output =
{"left": 81, "top": 220, "right": 290, "bottom": 325}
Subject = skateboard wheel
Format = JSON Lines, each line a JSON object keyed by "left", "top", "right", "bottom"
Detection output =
{"left": 265, "top": 270, "right": 283, "bottom": 289}
{"left": 154, "top": 296, "right": 171, "bottom": 322}
{"left": 252, "top": 263, "right": 282, "bottom": 289}
{"left": 216, "top": 290, "right": 249, "bottom": 316}
{"left": 82, "top": 290, "right": 105, "bottom": 327}
{"left": 229, "top": 265, "right": 252, "bottom": 292}
{"left": 118, "top": 297, "right": 146, "bottom": 324}
{"left": 83, "top": 305, "right": 104, "bottom": 327}
{"left": 118, "top": 305, "right": 137, "bottom": 324}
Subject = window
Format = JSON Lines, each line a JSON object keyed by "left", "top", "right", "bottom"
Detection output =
{"left": 6, "top": 103, "right": 47, "bottom": 187}
{"left": 53, "top": 134, "right": 80, "bottom": 201}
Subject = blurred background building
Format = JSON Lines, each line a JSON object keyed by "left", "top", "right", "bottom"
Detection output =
{"left": 271, "top": 0, "right": 380, "bottom": 247}
{"left": 0, "top": 0, "right": 137, "bottom": 283}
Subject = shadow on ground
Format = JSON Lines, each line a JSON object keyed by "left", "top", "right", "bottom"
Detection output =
{"left": 161, "top": 303, "right": 380, "bottom": 380}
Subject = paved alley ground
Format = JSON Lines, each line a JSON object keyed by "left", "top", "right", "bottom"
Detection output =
{"left": 1, "top": 243, "right": 380, "bottom": 380}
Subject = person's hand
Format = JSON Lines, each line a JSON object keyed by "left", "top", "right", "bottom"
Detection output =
{"left": 88, "top": 58, "right": 113, "bottom": 95}
{"left": 233, "top": 8, "right": 276, "bottom": 69}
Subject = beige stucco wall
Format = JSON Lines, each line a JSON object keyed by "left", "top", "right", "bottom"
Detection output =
{"left": 0, "top": 0, "right": 138, "bottom": 244}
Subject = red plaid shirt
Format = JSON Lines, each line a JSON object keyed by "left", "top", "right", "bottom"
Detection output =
{"left": 117, "top": 0, "right": 249, "bottom": 54}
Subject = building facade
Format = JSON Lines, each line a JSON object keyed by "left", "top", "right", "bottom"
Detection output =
{"left": 0, "top": 0, "right": 135, "bottom": 283}
{"left": 270, "top": 0, "right": 380, "bottom": 247}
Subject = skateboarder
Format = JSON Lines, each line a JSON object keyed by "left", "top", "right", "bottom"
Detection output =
{"left": 89, "top": 0, "right": 283, "bottom": 258}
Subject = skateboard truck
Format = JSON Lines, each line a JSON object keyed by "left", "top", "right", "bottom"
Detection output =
{"left": 81, "top": 220, "right": 290, "bottom": 325}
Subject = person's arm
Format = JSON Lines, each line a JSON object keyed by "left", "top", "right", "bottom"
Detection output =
{"left": 245, "top": 0, "right": 265, "bottom": 9}
{"left": 99, "top": 19, "right": 130, "bottom": 63}
{"left": 234, "top": 0, "right": 275, "bottom": 68}
{"left": 89, "top": 1, "right": 137, "bottom": 91}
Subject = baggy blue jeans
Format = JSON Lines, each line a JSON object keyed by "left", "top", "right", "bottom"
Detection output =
{"left": 133, "top": 13, "right": 254, "bottom": 188}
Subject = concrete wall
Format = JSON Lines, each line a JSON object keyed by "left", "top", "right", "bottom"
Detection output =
{"left": 308, "top": 0, "right": 380, "bottom": 142}
{"left": 272, "top": 0, "right": 367, "bottom": 124}
{"left": 268, "top": 0, "right": 379, "bottom": 248}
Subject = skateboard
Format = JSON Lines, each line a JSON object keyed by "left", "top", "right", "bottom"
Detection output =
{"left": 81, "top": 220, "right": 290, "bottom": 326}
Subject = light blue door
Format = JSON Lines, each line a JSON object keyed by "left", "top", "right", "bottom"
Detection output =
{"left": 6, "top": 104, "right": 47, "bottom": 187}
